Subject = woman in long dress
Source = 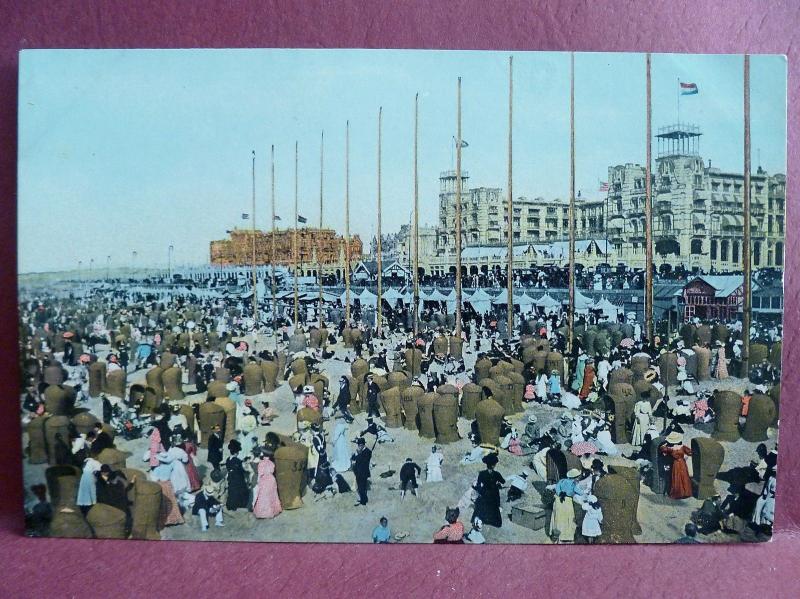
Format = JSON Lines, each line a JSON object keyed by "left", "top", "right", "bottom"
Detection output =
{"left": 571, "top": 354, "right": 587, "bottom": 392}
{"left": 660, "top": 433, "right": 693, "bottom": 499}
{"left": 578, "top": 360, "right": 596, "bottom": 400}
{"left": 631, "top": 399, "right": 653, "bottom": 446}
{"left": 548, "top": 370, "right": 561, "bottom": 398}
{"left": 149, "top": 459, "right": 184, "bottom": 526}
{"left": 225, "top": 439, "right": 250, "bottom": 511}
{"left": 550, "top": 493, "right": 577, "bottom": 543}
{"left": 535, "top": 371, "right": 548, "bottom": 402}
{"left": 162, "top": 444, "right": 191, "bottom": 497}
{"left": 472, "top": 453, "right": 505, "bottom": 528}
{"left": 252, "top": 456, "right": 282, "bottom": 519}
{"left": 330, "top": 416, "right": 351, "bottom": 472}
{"left": 752, "top": 469, "right": 776, "bottom": 527}
{"left": 714, "top": 343, "right": 729, "bottom": 379}
{"left": 426, "top": 446, "right": 444, "bottom": 482}
{"left": 77, "top": 456, "right": 101, "bottom": 515}
{"left": 182, "top": 439, "right": 202, "bottom": 492}
{"left": 148, "top": 426, "right": 163, "bottom": 469}
{"left": 547, "top": 469, "right": 581, "bottom": 543}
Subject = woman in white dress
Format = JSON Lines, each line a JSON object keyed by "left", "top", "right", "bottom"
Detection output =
{"left": 535, "top": 372, "right": 548, "bottom": 402}
{"left": 631, "top": 399, "right": 653, "bottom": 446}
{"left": 752, "top": 469, "right": 777, "bottom": 527}
{"left": 162, "top": 442, "right": 191, "bottom": 497}
{"left": 426, "top": 445, "right": 444, "bottom": 482}
{"left": 330, "top": 415, "right": 351, "bottom": 473}
{"left": 575, "top": 494, "right": 603, "bottom": 543}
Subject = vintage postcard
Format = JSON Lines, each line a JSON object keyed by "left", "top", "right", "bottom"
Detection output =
{"left": 18, "top": 49, "right": 784, "bottom": 544}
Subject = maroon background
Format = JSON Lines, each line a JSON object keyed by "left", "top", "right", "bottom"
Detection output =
{"left": 1, "top": 2, "right": 798, "bottom": 596}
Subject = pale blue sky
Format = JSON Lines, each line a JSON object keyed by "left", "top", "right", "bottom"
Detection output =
{"left": 18, "top": 50, "right": 786, "bottom": 273}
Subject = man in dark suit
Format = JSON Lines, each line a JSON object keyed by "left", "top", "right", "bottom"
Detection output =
{"left": 207, "top": 424, "right": 224, "bottom": 471}
{"left": 351, "top": 437, "right": 372, "bottom": 506}
{"left": 365, "top": 374, "right": 381, "bottom": 418}
{"left": 399, "top": 457, "right": 422, "bottom": 499}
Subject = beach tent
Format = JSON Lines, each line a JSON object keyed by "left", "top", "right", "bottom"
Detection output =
{"left": 426, "top": 289, "right": 449, "bottom": 302}
{"left": 574, "top": 290, "right": 593, "bottom": 313}
{"left": 444, "top": 289, "right": 458, "bottom": 310}
{"left": 592, "top": 296, "right": 621, "bottom": 319}
{"left": 383, "top": 288, "right": 406, "bottom": 304}
{"left": 466, "top": 288, "right": 494, "bottom": 314}
{"left": 359, "top": 288, "right": 378, "bottom": 307}
{"left": 536, "top": 293, "right": 562, "bottom": 314}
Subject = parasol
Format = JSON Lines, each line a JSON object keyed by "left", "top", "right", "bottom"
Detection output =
{"left": 570, "top": 440, "right": 598, "bottom": 456}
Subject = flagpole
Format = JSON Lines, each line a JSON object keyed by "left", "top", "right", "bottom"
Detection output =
{"left": 345, "top": 121, "right": 351, "bottom": 325}
{"left": 742, "top": 54, "right": 752, "bottom": 375}
{"left": 568, "top": 53, "right": 575, "bottom": 354}
{"left": 455, "top": 77, "right": 463, "bottom": 338}
{"left": 251, "top": 150, "right": 258, "bottom": 329}
{"left": 377, "top": 107, "right": 383, "bottom": 335}
{"left": 506, "top": 55, "right": 514, "bottom": 339}
{"left": 271, "top": 144, "right": 278, "bottom": 350}
{"left": 318, "top": 130, "right": 324, "bottom": 331}
{"left": 645, "top": 53, "right": 654, "bottom": 343}
{"left": 413, "top": 93, "right": 420, "bottom": 338}
{"left": 294, "top": 141, "right": 300, "bottom": 329}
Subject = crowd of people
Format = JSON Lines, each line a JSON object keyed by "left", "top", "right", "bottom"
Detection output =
{"left": 20, "top": 276, "right": 781, "bottom": 544}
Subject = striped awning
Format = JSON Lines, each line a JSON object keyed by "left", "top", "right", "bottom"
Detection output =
{"left": 721, "top": 214, "right": 743, "bottom": 228}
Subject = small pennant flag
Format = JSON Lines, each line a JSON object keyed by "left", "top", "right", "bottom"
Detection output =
{"left": 241, "top": 213, "right": 250, "bottom": 220}
{"left": 680, "top": 82, "right": 698, "bottom": 96}
{"left": 453, "top": 136, "right": 469, "bottom": 148}
{"left": 273, "top": 215, "right": 282, "bottom": 221}
{"left": 598, "top": 181, "right": 609, "bottom": 192}
{"left": 297, "top": 215, "right": 308, "bottom": 224}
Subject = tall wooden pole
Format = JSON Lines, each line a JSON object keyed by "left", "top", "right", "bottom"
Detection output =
{"left": 251, "top": 150, "right": 258, "bottom": 327}
{"left": 645, "top": 53, "right": 654, "bottom": 343}
{"left": 377, "top": 107, "right": 383, "bottom": 334}
{"left": 293, "top": 141, "right": 299, "bottom": 328}
{"left": 344, "top": 121, "right": 351, "bottom": 324}
{"left": 271, "top": 144, "right": 278, "bottom": 350}
{"left": 506, "top": 55, "right": 514, "bottom": 338}
{"left": 455, "top": 77, "right": 463, "bottom": 337}
{"left": 318, "top": 130, "right": 324, "bottom": 330}
{"left": 568, "top": 53, "right": 576, "bottom": 353}
{"left": 742, "top": 54, "right": 752, "bottom": 374}
{"left": 413, "top": 93, "right": 420, "bottom": 338}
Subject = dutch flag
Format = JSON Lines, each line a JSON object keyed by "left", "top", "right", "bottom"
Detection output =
{"left": 680, "top": 82, "right": 699, "bottom": 96}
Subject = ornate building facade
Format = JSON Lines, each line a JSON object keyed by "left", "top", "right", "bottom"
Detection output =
{"left": 429, "top": 170, "right": 607, "bottom": 276}
{"left": 426, "top": 124, "right": 785, "bottom": 276}
{"left": 607, "top": 123, "right": 785, "bottom": 272}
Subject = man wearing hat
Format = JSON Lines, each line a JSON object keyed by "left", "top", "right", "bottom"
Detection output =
{"left": 521, "top": 414, "right": 541, "bottom": 449}
{"left": 399, "top": 457, "right": 422, "bottom": 499}
{"left": 351, "top": 437, "right": 372, "bottom": 506}
{"left": 193, "top": 481, "right": 224, "bottom": 531}
{"left": 365, "top": 374, "right": 381, "bottom": 418}
{"left": 207, "top": 424, "right": 224, "bottom": 471}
